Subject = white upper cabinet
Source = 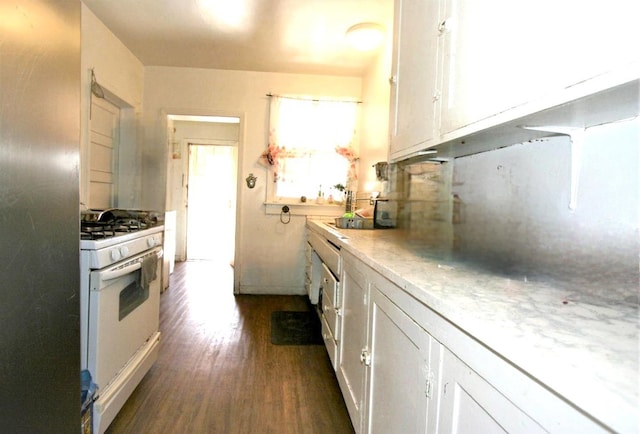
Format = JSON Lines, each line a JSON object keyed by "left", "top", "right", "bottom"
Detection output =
{"left": 389, "top": 0, "right": 442, "bottom": 160}
{"left": 389, "top": 0, "right": 640, "bottom": 161}
{"left": 439, "top": 0, "right": 640, "bottom": 136}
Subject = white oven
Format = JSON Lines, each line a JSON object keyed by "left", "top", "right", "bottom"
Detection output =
{"left": 80, "top": 211, "right": 164, "bottom": 434}
{"left": 88, "top": 246, "right": 161, "bottom": 390}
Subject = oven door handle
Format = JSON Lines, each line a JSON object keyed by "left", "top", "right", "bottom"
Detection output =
{"left": 101, "top": 261, "right": 142, "bottom": 282}
{"left": 100, "top": 249, "right": 163, "bottom": 282}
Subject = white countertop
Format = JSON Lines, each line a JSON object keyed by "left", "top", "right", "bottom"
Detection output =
{"left": 307, "top": 219, "right": 639, "bottom": 433}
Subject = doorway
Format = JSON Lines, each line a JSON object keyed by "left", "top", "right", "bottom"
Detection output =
{"left": 186, "top": 143, "right": 237, "bottom": 263}
{"left": 165, "top": 114, "right": 240, "bottom": 287}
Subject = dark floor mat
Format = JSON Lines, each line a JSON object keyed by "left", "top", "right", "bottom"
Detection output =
{"left": 270, "top": 311, "right": 323, "bottom": 345}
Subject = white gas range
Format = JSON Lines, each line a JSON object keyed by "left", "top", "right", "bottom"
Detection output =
{"left": 80, "top": 209, "right": 164, "bottom": 434}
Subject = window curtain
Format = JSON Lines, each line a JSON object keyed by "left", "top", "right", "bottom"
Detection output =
{"left": 260, "top": 96, "right": 359, "bottom": 185}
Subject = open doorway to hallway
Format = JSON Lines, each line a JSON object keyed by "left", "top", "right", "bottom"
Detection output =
{"left": 165, "top": 114, "right": 240, "bottom": 268}
{"left": 186, "top": 143, "right": 237, "bottom": 263}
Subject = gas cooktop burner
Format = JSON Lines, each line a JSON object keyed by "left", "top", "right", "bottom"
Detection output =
{"left": 81, "top": 222, "right": 151, "bottom": 240}
{"left": 80, "top": 209, "right": 162, "bottom": 240}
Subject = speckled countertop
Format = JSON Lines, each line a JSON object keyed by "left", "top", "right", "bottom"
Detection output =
{"left": 307, "top": 219, "right": 639, "bottom": 434}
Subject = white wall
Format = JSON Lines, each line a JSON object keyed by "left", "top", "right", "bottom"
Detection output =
{"left": 358, "top": 19, "right": 393, "bottom": 194}
{"left": 81, "top": 4, "right": 145, "bottom": 208}
{"left": 142, "top": 67, "right": 362, "bottom": 294}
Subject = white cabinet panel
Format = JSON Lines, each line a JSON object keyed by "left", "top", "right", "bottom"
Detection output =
{"left": 439, "top": 0, "right": 640, "bottom": 136}
{"left": 321, "top": 313, "right": 338, "bottom": 370}
{"left": 320, "top": 262, "right": 338, "bottom": 308}
{"left": 389, "top": 0, "right": 640, "bottom": 160}
{"left": 366, "top": 288, "right": 442, "bottom": 434}
{"left": 440, "top": 0, "right": 544, "bottom": 133}
{"left": 438, "top": 348, "right": 545, "bottom": 434}
{"left": 337, "top": 251, "right": 370, "bottom": 433}
{"left": 389, "top": 0, "right": 442, "bottom": 160}
{"left": 321, "top": 262, "right": 340, "bottom": 340}
{"left": 308, "top": 230, "right": 341, "bottom": 277}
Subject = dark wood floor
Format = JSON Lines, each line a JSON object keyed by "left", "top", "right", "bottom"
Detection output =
{"left": 106, "top": 260, "right": 354, "bottom": 434}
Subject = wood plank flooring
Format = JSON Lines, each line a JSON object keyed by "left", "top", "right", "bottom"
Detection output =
{"left": 106, "top": 260, "right": 354, "bottom": 434}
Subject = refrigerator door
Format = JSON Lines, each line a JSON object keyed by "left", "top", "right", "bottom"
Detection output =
{"left": 0, "top": 2, "right": 81, "bottom": 432}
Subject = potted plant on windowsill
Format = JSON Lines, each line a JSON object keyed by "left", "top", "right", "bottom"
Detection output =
{"left": 331, "top": 183, "right": 346, "bottom": 205}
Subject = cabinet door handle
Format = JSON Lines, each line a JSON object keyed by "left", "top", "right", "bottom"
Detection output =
{"left": 389, "top": 75, "right": 397, "bottom": 85}
{"left": 360, "top": 349, "right": 371, "bottom": 366}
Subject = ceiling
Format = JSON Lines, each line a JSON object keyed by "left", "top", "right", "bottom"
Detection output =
{"left": 83, "top": 0, "right": 394, "bottom": 77}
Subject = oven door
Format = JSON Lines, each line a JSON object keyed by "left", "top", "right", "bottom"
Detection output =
{"left": 87, "top": 246, "right": 162, "bottom": 391}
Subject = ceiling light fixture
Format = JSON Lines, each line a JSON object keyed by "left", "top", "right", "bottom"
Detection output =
{"left": 345, "top": 22, "right": 385, "bottom": 51}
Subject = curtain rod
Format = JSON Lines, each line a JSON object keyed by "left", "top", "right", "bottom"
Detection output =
{"left": 266, "top": 93, "right": 362, "bottom": 104}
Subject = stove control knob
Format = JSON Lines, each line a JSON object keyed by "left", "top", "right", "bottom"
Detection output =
{"left": 120, "top": 246, "right": 129, "bottom": 258}
{"left": 110, "top": 249, "right": 121, "bottom": 261}
{"left": 147, "top": 237, "right": 157, "bottom": 248}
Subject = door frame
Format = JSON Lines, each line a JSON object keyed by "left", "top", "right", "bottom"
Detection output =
{"left": 162, "top": 109, "right": 245, "bottom": 294}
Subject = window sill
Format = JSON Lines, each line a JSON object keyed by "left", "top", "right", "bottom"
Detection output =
{"left": 264, "top": 201, "right": 346, "bottom": 217}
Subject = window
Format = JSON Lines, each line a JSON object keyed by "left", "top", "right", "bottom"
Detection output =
{"left": 262, "top": 96, "right": 359, "bottom": 201}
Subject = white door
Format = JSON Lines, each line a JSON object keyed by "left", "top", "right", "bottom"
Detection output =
{"left": 186, "top": 144, "right": 237, "bottom": 262}
{"left": 89, "top": 97, "right": 119, "bottom": 209}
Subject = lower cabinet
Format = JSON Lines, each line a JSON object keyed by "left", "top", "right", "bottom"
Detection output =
{"left": 366, "top": 287, "right": 442, "bottom": 434}
{"left": 438, "top": 348, "right": 545, "bottom": 434}
{"left": 336, "top": 251, "right": 369, "bottom": 432}
{"left": 330, "top": 247, "right": 608, "bottom": 434}
{"left": 320, "top": 262, "right": 339, "bottom": 369}
{"left": 338, "top": 251, "right": 442, "bottom": 434}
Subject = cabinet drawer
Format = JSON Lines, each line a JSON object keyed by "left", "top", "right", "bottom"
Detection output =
{"left": 308, "top": 231, "right": 341, "bottom": 276}
{"left": 321, "top": 313, "right": 338, "bottom": 370}
{"left": 320, "top": 262, "right": 338, "bottom": 305}
{"left": 322, "top": 292, "right": 339, "bottom": 340}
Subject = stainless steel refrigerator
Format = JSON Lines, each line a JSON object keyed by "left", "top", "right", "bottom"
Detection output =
{"left": 0, "top": 1, "right": 81, "bottom": 432}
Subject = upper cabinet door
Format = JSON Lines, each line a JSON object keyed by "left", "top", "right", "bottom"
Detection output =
{"left": 439, "top": 0, "right": 640, "bottom": 135}
{"left": 389, "top": 0, "right": 442, "bottom": 160}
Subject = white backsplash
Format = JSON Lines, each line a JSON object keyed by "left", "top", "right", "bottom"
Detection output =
{"left": 389, "top": 118, "right": 639, "bottom": 304}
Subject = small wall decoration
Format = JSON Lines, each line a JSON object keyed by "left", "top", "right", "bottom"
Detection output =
{"left": 246, "top": 173, "right": 257, "bottom": 189}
